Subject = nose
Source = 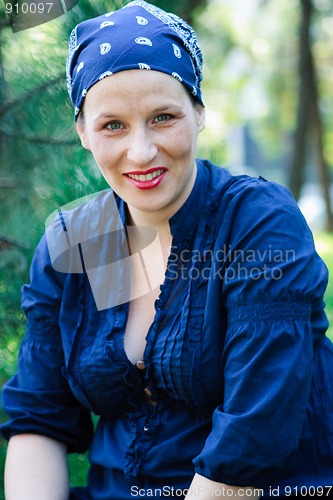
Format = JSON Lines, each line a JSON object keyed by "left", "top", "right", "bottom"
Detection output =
{"left": 126, "top": 126, "right": 158, "bottom": 165}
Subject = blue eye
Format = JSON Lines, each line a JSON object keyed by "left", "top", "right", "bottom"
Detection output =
{"left": 107, "top": 122, "right": 122, "bottom": 130}
{"left": 154, "top": 114, "right": 171, "bottom": 123}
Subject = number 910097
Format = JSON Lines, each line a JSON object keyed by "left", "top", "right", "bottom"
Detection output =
{"left": 5, "top": 3, "right": 54, "bottom": 15}
{"left": 283, "top": 486, "right": 332, "bottom": 496}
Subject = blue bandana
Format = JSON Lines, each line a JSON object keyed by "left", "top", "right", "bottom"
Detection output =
{"left": 66, "top": 0, "right": 204, "bottom": 119}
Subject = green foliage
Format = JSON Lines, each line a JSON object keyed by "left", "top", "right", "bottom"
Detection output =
{"left": 314, "top": 232, "right": 333, "bottom": 341}
{"left": 194, "top": 0, "right": 333, "bottom": 176}
{"left": 67, "top": 452, "right": 90, "bottom": 488}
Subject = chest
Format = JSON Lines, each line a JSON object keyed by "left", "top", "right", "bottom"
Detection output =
{"left": 123, "top": 232, "right": 171, "bottom": 364}
{"left": 124, "top": 288, "right": 162, "bottom": 364}
{"left": 60, "top": 223, "right": 227, "bottom": 416}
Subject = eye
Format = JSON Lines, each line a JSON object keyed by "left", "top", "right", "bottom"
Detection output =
{"left": 153, "top": 114, "right": 172, "bottom": 123}
{"left": 106, "top": 121, "right": 123, "bottom": 131}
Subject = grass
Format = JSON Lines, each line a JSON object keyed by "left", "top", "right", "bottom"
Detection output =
{"left": 0, "top": 232, "right": 332, "bottom": 498}
{"left": 314, "top": 232, "right": 333, "bottom": 341}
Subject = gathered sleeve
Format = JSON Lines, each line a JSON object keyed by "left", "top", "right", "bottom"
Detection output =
{"left": 193, "top": 179, "right": 329, "bottom": 486}
{"left": 0, "top": 232, "right": 93, "bottom": 453}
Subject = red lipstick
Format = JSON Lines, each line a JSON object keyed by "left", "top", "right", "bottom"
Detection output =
{"left": 124, "top": 167, "right": 168, "bottom": 190}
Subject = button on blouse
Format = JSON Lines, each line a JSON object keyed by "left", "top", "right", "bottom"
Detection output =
{"left": 136, "top": 360, "right": 145, "bottom": 369}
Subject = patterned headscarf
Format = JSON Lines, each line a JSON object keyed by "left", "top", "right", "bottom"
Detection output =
{"left": 66, "top": 0, "right": 204, "bottom": 119}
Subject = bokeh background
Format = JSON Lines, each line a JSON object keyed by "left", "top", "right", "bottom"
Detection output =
{"left": 0, "top": 0, "right": 332, "bottom": 496}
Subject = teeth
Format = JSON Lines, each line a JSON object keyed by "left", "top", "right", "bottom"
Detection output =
{"left": 127, "top": 169, "right": 164, "bottom": 182}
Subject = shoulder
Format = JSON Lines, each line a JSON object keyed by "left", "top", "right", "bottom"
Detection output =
{"left": 204, "top": 160, "right": 294, "bottom": 205}
{"left": 200, "top": 160, "right": 303, "bottom": 223}
{"left": 47, "top": 188, "right": 122, "bottom": 236}
{"left": 45, "top": 189, "right": 124, "bottom": 274}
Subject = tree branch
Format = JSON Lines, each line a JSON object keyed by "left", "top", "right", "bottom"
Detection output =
{"left": 0, "top": 177, "right": 17, "bottom": 188}
{"left": 0, "top": 14, "right": 11, "bottom": 30}
{"left": 0, "top": 130, "right": 78, "bottom": 146}
{"left": 0, "top": 75, "right": 64, "bottom": 117}
{"left": 0, "top": 235, "right": 29, "bottom": 251}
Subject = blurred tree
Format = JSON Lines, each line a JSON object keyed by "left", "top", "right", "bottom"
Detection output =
{"left": 149, "top": 0, "right": 207, "bottom": 23}
{"left": 196, "top": 0, "right": 333, "bottom": 230}
{"left": 289, "top": 0, "right": 333, "bottom": 230}
{"left": 0, "top": 7, "right": 9, "bottom": 183}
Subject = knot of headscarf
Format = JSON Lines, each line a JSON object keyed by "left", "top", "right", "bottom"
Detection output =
{"left": 66, "top": 0, "right": 204, "bottom": 119}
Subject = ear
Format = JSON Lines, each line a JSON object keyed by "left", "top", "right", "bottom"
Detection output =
{"left": 76, "top": 119, "right": 90, "bottom": 150}
{"left": 195, "top": 105, "right": 205, "bottom": 133}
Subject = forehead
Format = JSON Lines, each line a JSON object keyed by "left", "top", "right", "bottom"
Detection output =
{"left": 83, "top": 69, "right": 190, "bottom": 110}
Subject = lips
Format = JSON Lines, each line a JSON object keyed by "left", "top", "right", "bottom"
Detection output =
{"left": 126, "top": 168, "right": 165, "bottom": 182}
{"left": 124, "top": 167, "right": 167, "bottom": 190}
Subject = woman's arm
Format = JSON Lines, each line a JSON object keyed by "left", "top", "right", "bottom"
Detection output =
{"left": 185, "top": 474, "right": 261, "bottom": 499}
{"left": 5, "top": 434, "right": 69, "bottom": 500}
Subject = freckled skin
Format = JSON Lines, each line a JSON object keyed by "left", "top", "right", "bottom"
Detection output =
{"left": 76, "top": 69, "right": 205, "bottom": 223}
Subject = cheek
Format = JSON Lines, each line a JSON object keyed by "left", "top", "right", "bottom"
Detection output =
{"left": 88, "top": 138, "right": 119, "bottom": 170}
{"left": 169, "top": 126, "right": 198, "bottom": 159}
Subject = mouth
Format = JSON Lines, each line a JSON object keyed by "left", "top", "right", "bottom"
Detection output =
{"left": 124, "top": 167, "right": 167, "bottom": 190}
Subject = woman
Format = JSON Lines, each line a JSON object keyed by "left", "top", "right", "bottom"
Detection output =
{"left": 1, "top": 1, "right": 333, "bottom": 499}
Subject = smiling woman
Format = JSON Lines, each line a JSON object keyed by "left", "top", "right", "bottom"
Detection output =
{"left": 1, "top": 1, "right": 333, "bottom": 500}
{"left": 76, "top": 70, "right": 204, "bottom": 218}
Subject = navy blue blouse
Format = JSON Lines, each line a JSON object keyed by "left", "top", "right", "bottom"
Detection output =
{"left": 1, "top": 161, "right": 333, "bottom": 499}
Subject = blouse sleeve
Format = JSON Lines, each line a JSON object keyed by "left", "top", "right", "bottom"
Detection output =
{"left": 193, "top": 178, "right": 329, "bottom": 486}
{"left": 0, "top": 232, "right": 93, "bottom": 453}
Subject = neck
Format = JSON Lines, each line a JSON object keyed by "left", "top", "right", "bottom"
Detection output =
{"left": 125, "top": 205, "right": 173, "bottom": 264}
{"left": 126, "top": 205, "right": 171, "bottom": 236}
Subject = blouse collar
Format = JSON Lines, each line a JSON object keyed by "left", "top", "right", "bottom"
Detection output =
{"left": 168, "top": 160, "right": 208, "bottom": 239}
{"left": 116, "top": 159, "right": 209, "bottom": 241}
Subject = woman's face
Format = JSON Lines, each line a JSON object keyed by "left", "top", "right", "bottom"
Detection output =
{"left": 76, "top": 70, "right": 205, "bottom": 220}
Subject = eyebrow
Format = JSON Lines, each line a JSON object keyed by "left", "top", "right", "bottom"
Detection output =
{"left": 94, "top": 114, "right": 116, "bottom": 121}
{"left": 152, "top": 104, "right": 181, "bottom": 112}
{"left": 94, "top": 104, "right": 181, "bottom": 122}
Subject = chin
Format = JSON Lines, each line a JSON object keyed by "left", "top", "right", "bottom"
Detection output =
{"left": 132, "top": 199, "right": 168, "bottom": 213}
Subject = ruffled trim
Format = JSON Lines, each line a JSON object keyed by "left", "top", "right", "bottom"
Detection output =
{"left": 227, "top": 300, "right": 312, "bottom": 327}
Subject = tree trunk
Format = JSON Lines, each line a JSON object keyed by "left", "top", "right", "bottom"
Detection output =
{"left": 303, "top": 0, "right": 333, "bottom": 231}
{"left": 150, "top": 0, "right": 207, "bottom": 24}
{"left": 288, "top": 0, "right": 312, "bottom": 201}
{"left": 0, "top": 75, "right": 63, "bottom": 118}
{"left": 289, "top": 0, "right": 333, "bottom": 231}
